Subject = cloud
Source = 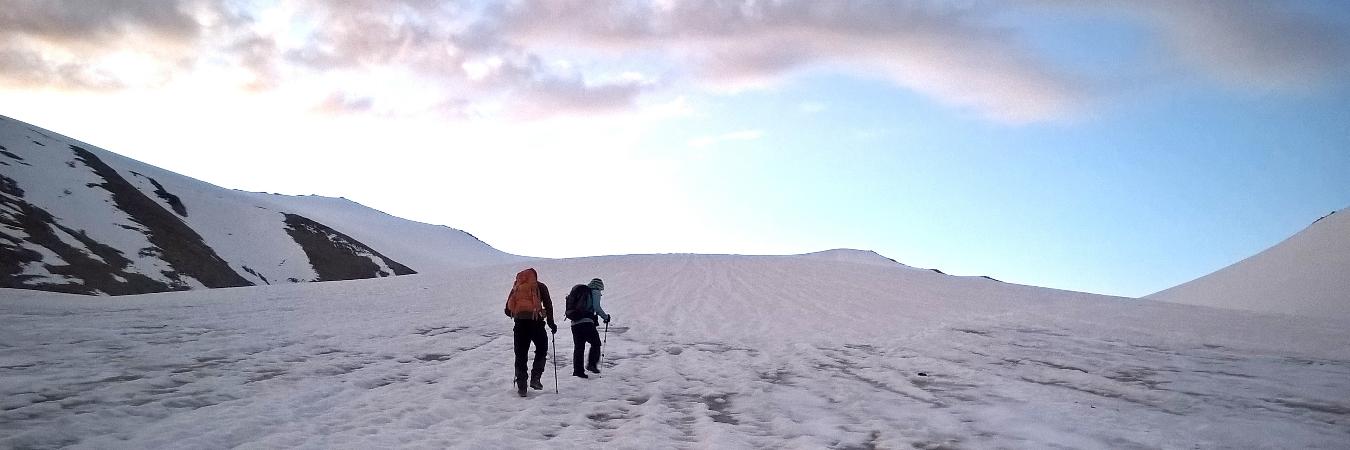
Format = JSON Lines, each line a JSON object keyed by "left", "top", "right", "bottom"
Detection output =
{"left": 0, "top": 0, "right": 212, "bottom": 87}
{"left": 500, "top": 0, "right": 1091, "bottom": 123}
{"left": 0, "top": 0, "right": 203, "bottom": 44}
{"left": 3, "top": 1, "right": 1346, "bottom": 121}
{"left": 688, "top": 129, "right": 764, "bottom": 148}
{"left": 0, "top": 46, "right": 124, "bottom": 90}
{"left": 1143, "top": 1, "right": 1349, "bottom": 91}
{"left": 1036, "top": 0, "right": 1350, "bottom": 92}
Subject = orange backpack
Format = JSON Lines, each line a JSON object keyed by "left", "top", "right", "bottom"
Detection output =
{"left": 505, "top": 268, "right": 543, "bottom": 319}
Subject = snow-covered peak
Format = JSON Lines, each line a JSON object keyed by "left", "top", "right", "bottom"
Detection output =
{"left": 0, "top": 115, "right": 522, "bottom": 295}
{"left": 246, "top": 193, "right": 530, "bottom": 273}
{"left": 1149, "top": 207, "right": 1350, "bottom": 319}
{"left": 794, "top": 248, "right": 909, "bottom": 267}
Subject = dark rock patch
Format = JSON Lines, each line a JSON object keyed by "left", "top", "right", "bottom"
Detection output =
{"left": 242, "top": 265, "right": 269, "bottom": 285}
{"left": 1, "top": 148, "right": 27, "bottom": 164}
{"left": 282, "top": 213, "right": 415, "bottom": 281}
{"left": 0, "top": 173, "right": 22, "bottom": 197}
{"left": 130, "top": 171, "right": 188, "bottom": 216}
{"left": 71, "top": 145, "right": 251, "bottom": 290}
{"left": 1, "top": 174, "right": 172, "bottom": 294}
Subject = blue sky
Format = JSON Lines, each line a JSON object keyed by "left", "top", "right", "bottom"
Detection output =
{"left": 1, "top": 1, "right": 1348, "bottom": 297}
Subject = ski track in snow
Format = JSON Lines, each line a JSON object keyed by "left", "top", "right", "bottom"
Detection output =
{"left": 2, "top": 256, "right": 1349, "bottom": 449}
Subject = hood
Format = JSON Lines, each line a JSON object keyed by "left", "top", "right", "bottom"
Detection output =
{"left": 515, "top": 268, "right": 537, "bottom": 284}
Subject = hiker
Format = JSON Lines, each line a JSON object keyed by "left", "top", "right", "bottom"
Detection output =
{"left": 503, "top": 268, "right": 557, "bottom": 397}
{"left": 566, "top": 278, "right": 611, "bottom": 378}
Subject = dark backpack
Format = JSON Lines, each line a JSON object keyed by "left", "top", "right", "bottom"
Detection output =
{"left": 565, "top": 284, "right": 593, "bottom": 321}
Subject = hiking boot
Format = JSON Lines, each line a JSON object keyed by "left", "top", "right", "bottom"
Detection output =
{"left": 586, "top": 365, "right": 600, "bottom": 374}
{"left": 529, "top": 377, "right": 543, "bottom": 390}
{"left": 573, "top": 372, "right": 589, "bottom": 379}
{"left": 517, "top": 386, "right": 527, "bottom": 397}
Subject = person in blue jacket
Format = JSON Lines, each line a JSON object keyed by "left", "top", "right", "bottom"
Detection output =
{"left": 565, "top": 278, "right": 611, "bottom": 378}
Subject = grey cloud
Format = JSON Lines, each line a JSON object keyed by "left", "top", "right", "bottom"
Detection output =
{"left": 282, "top": 0, "right": 648, "bottom": 117}
{"left": 1147, "top": 1, "right": 1348, "bottom": 91}
{"left": 499, "top": 0, "right": 1090, "bottom": 123}
{"left": 1034, "top": 0, "right": 1350, "bottom": 92}
{"left": 229, "top": 34, "right": 281, "bottom": 91}
{"left": 471, "top": 54, "right": 652, "bottom": 116}
{"left": 0, "top": 44, "right": 124, "bottom": 90}
{"left": 0, "top": 0, "right": 203, "bottom": 43}
{"left": 0, "top": 0, "right": 221, "bottom": 90}
{"left": 511, "top": 72, "right": 651, "bottom": 117}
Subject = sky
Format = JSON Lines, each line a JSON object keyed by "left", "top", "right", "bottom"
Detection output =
{"left": 1, "top": 0, "right": 1348, "bottom": 297}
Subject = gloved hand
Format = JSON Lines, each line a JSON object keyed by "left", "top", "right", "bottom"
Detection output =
{"left": 549, "top": 323, "right": 558, "bottom": 334}
{"left": 603, "top": 314, "right": 611, "bottom": 324}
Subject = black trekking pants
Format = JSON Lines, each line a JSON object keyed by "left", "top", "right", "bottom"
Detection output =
{"left": 513, "top": 319, "right": 548, "bottom": 387}
{"left": 572, "top": 322, "right": 602, "bottom": 374}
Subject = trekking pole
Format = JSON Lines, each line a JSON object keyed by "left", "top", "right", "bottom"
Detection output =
{"left": 601, "top": 321, "right": 609, "bottom": 360}
{"left": 551, "top": 331, "right": 559, "bottom": 394}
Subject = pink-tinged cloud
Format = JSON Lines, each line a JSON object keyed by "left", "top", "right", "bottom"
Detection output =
{"left": 1, "top": 1, "right": 1346, "bottom": 121}
{"left": 0, "top": 0, "right": 217, "bottom": 90}
{"left": 500, "top": 0, "right": 1091, "bottom": 123}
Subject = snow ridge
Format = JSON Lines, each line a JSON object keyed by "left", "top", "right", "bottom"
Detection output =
{"left": 1149, "top": 207, "right": 1350, "bottom": 319}
{"left": 0, "top": 115, "right": 518, "bottom": 295}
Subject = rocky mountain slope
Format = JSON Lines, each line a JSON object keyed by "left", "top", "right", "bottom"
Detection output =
{"left": 0, "top": 115, "right": 521, "bottom": 295}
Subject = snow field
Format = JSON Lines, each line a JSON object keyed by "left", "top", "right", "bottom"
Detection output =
{"left": 2, "top": 253, "right": 1349, "bottom": 449}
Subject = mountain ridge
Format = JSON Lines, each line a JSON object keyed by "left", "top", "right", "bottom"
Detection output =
{"left": 0, "top": 115, "right": 520, "bottom": 295}
{"left": 1149, "top": 206, "right": 1350, "bottom": 319}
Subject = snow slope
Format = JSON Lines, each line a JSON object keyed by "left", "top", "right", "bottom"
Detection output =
{"left": 0, "top": 115, "right": 520, "bottom": 294}
{"left": 251, "top": 194, "right": 530, "bottom": 273}
{"left": 795, "top": 248, "right": 908, "bottom": 267}
{"left": 1150, "top": 207, "right": 1350, "bottom": 320}
{"left": 3, "top": 253, "right": 1347, "bottom": 449}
